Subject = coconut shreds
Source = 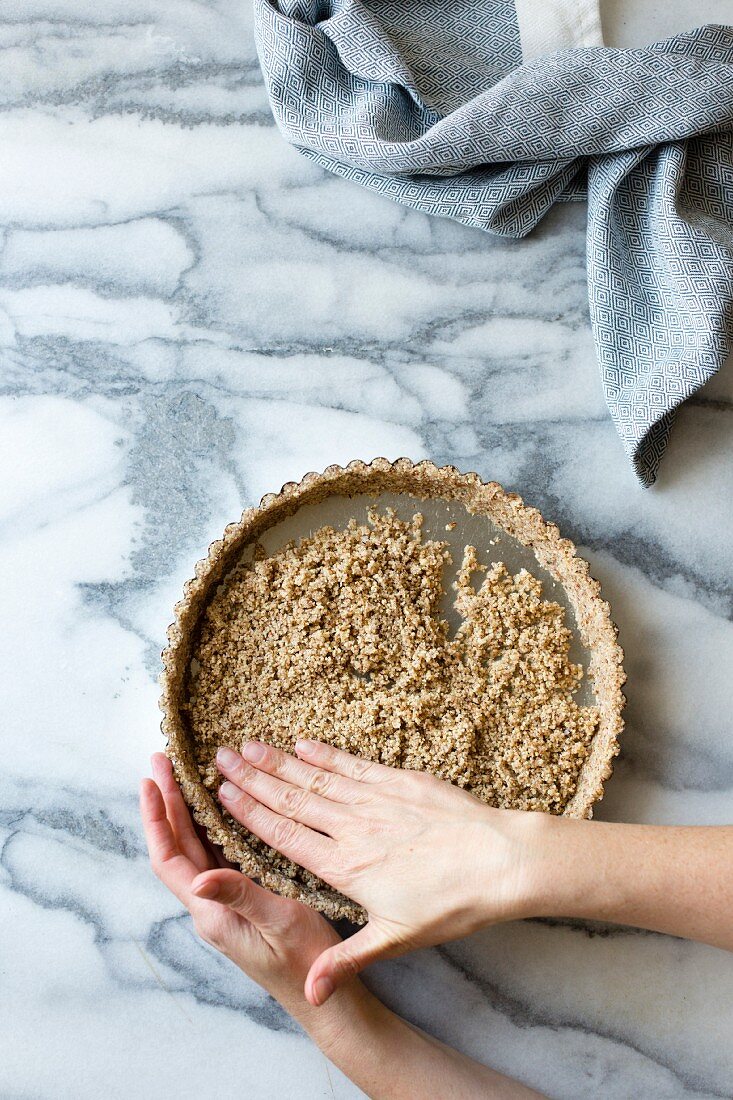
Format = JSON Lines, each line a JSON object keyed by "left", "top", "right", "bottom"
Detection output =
{"left": 186, "top": 509, "right": 599, "bottom": 887}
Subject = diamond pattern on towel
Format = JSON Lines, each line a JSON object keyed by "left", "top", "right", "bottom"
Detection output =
{"left": 255, "top": 3, "right": 733, "bottom": 484}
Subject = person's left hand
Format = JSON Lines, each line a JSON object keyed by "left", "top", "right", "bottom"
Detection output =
{"left": 140, "top": 753, "right": 341, "bottom": 1011}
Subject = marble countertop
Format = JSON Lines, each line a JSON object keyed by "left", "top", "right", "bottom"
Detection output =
{"left": 2, "top": 2, "right": 732, "bottom": 1097}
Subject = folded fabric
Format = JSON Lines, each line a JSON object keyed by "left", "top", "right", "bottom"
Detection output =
{"left": 254, "top": 0, "right": 733, "bottom": 485}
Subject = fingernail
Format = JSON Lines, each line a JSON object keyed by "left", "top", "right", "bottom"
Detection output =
{"left": 312, "top": 976, "right": 334, "bottom": 1006}
{"left": 295, "top": 739, "right": 316, "bottom": 757}
{"left": 219, "top": 781, "right": 240, "bottom": 801}
{"left": 193, "top": 879, "right": 219, "bottom": 899}
{"left": 242, "top": 741, "right": 266, "bottom": 764}
{"left": 217, "top": 746, "right": 240, "bottom": 769}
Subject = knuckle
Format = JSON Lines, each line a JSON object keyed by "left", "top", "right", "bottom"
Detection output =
{"left": 268, "top": 749, "right": 284, "bottom": 777}
{"left": 315, "top": 743, "right": 335, "bottom": 766}
{"left": 150, "top": 846, "right": 176, "bottom": 876}
{"left": 308, "top": 769, "right": 334, "bottom": 797}
{"left": 228, "top": 889, "right": 254, "bottom": 921}
{"left": 272, "top": 816, "right": 298, "bottom": 849}
{"left": 235, "top": 761, "right": 256, "bottom": 786}
{"left": 350, "top": 757, "right": 374, "bottom": 781}
{"left": 277, "top": 784, "right": 307, "bottom": 816}
{"left": 337, "top": 951, "right": 361, "bottom": 978}
{"left": 228, "top": 791, "right": 255, "bottom": 819}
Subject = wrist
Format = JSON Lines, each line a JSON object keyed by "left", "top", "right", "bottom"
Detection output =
{"left": 467, "top": 807, "right": 568, "bottom": 924}
{"left": 472, "top": 809, "right": 596, "bottom": 924}
{"left": 284, "top": 980, "right": 455, "bottom": 1100}
{"left": 283, "top": 978, "right": 391, "bottom": 1059}
{"left": 521, "top": 814, "right": 624, "bottom": 922}
{"left": 522, "top": 813, "right": 586, "bottom": 918}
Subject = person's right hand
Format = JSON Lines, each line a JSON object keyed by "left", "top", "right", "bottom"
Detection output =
{"left": 215, "top": 739, "right": 553, "bottom": 1006}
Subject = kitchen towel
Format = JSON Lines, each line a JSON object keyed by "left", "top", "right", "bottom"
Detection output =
{"left": 254, "top": 0, "right": 733, "bottom": 485}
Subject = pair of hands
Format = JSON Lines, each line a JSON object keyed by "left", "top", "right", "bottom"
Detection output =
{"left": 142, "top": 751, "right": 553, "bottom": 1100}
{"left": 142, "top": 740, "right": 544, "bottom": 1009}
{"left": 142, "top": 747, "right": 733, "bottom": 1098}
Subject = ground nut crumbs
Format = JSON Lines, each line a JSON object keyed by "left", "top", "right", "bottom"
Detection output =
{"left": 186, "top": 510, "right": 599, "bottom": 886}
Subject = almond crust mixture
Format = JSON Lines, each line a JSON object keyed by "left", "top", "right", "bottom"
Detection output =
{"left": 185, "top": 509, "right": 599, "bottom": 895}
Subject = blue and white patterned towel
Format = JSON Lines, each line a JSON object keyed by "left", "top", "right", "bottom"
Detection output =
{"left": 254, "top": 1, "right": 733, "bottom": 485}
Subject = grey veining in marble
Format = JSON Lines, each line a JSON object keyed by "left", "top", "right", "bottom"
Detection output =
{"left": 1, "top": 2, "right": 732, "bottom": 1097}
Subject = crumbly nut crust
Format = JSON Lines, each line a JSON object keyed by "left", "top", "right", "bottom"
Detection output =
{"left": 160, "top": 459, "right": 625, "bottom": 924}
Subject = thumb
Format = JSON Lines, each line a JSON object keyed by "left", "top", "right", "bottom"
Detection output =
{"left": 305, "top": 921, "right": 390, "bottom": 1006}
{"left": 192, "top": 869, "right": 287, "bottom": 929}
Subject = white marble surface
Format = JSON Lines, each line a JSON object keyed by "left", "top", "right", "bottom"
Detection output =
{"left": 1, "top": 3, "right": 732, "bottom": 1098}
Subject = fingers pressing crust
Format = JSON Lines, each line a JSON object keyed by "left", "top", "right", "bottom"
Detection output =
{"left": 218, "top": 780, "right": 335, "bottom": 879}
{"left": 140, "top": 778, "right": 198, "bottom": 904}
{"left": 140, "top": 778, "right": 176, "bottom": 862}
{"left": 151, "top": 753, "right": 210, "bottom": 871}
{"left": 216, "top": 747, "right": 347, "bottom": 833}
{"left": 294, "top": 740, "right": 390, "bottom": 783}
{"left": 240, "top": 742, "right": 365, "bottom": 803}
